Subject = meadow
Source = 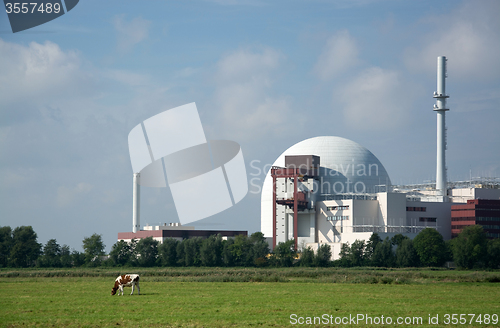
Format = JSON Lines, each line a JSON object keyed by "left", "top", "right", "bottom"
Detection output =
{"left": 1, "top": 268, "right": 500, "bottom": 327}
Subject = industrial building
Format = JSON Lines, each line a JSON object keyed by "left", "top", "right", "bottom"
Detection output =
{"left": 260, "top": 56, "right": 500, "bottom": 259}
{"left": 117, "top": 223, "right": 247, "bottom": 244}
{"left": 451, "top": 199, "right": 500, "bottom": 239}
{"left": 120, "top": 103, "right": 249, "bottom": 244}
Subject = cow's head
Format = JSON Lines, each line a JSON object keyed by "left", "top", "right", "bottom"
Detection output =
{"left": 111, "top": 287, "right": 118, "bottom": 295}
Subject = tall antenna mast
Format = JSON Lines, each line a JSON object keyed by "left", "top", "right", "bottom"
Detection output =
{"left": 433, "top": 56, "right": 449, "bottom": 201}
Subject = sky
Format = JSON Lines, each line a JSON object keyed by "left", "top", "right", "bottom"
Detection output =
{"left": 1, "top": 0, "right": 499, "bottom": 253}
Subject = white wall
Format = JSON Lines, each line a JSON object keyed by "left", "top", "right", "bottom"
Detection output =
{"left": 352, "top": 199, "right": 380, "bottom": 232}
{"left": 377, "top": 192, "right": 406, "bottom": 230}
{"left": 316, "top": 200, "right": 353, "bottom": 243}
{"left": 406, "top": 200, "right": 453, "bottom": 240}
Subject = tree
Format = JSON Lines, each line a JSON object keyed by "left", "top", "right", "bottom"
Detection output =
{"left": 337, "top": 242, "right": 352, "bottom": 267}
{"left": 395, "top": 238, "right": 420, "bottom": 267}
{"left": 110, "top": 240, "right": 133, "bottom": 266}
{"left": 371, "top": 238, "right": 395, "bottom": 267}
{"left": 176, "top": 240, "right": 186, "bottom": 266}
{"left": 135, "top": 237, "right": 159, "bottom": 267}
{"left": 222, "top": 238, "right": 235, "bottom": 266}
{"left": 413, "top": 228, "right": 447, "bottom": 267}
{"left": 158, "top": 238, "right": 179, "bottom": 267}
{"left": 315, "top": 244, "right": 332, "bottom": 267}
{"left": 183, "top": 238, "right": 202, "bottom": 266}
{"left": 60, "top": 245, "right": 73, "bottom": 267}
{"left": 0, "top": 226, "right": 13, "bottom": 267}
{"left": 300, "top": 247, "right": 314, "bottom": 267}
{"left": 82, "top": 233, "right": 105, "bottom": 266}
{"left": 40, "top": 239, "right": 62, "bottom": 267}
{"left": 349, "top": 240, "right": 366, "bottom": 267}
{"left": 200, "top": 234, "right": 223, "bottom": 267}
{"left": 249, "top": 232, "right": 270, "bottom": 266}
{"left": 391, "top": 234, "right": 409, "bottom": 247}
{"left": 230, "top": 235, "right": 252, "bottom": 266}
{"left": 71, "top": 250, "right": 85, "bottom": 267}
{"left": 9, "top": 226, "right": 41, "bottom": 267}
{"left": 452, "top": 225, "right": 488, "bottom": 269}
{"left": 365, "top": 233, "right": 382, "bottom": 261}
{"left": 273, "top": 239, "right": 296, "bottom": 267}
{"left": 486, "top": 238, "right": 500, "bottom": 269}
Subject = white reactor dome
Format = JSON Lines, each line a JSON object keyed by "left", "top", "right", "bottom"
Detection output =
{"left": 260, "top": 136, "right": 391, "bottom": 237}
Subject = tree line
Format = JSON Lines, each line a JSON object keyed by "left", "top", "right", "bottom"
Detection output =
{"left": 0, "top": 226, "right": 274, "bottom": 268}
{"left": 333, "top": 226, "right": 500, "bottom": 269}
{"left": 1, "top": 225, "right": 499, "bottom": 269}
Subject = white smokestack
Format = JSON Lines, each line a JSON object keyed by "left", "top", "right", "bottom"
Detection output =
{"left": 433, "top": 56, "right": 449, "bottom": 201}
{"left": 132, "top": 173, "right": 140, "bottom": 232}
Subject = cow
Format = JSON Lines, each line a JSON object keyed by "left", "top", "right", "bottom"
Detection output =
{"left": 111, "top": 274, "right": 140, "bottom": 296}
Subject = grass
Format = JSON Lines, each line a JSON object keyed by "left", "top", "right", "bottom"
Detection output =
{"left": 2, "top": 266, "right": 500, "bottom": 284}
{"left": 1, "top": 268, "right": 500, "bottom": 327}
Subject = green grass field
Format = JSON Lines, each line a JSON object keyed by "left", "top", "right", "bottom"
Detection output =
{"left": 1, "top": 268, "right": 500, "bottom": 327}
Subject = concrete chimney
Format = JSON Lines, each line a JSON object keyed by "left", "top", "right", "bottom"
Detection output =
{"left": 132, "top": 173, "right": 140, "bottom": 232}
{"left": 433, "top": 56, "right": 449, "bottom": 201}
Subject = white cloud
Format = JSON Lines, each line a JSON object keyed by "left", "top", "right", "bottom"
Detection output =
{"left": 337, "top": 67, "right": 412, "bottom": 130}
{"left": 453, "top": 88, "right": 500, "bottom": 113}
{"left": 103, "top": 69, "right": 151, "bottom": 87}
{"left": 213, "top": 47, "right": 292, "bottom": 140}
{"left": 56, "top": 183, "right": 93, "bottom": 207}
{"left": 313, "top": 30, "right": 359, "bottom": 80}
{"left": 215, "top": 47, "right": 281, "bottom": 84}
{"left": 404, "top": 0, "right": 500, "bottom": 80}
{"left": 113, "top": 15, "right": 151, "bottom": 53}
{"left": 0, "top": 38, "right": 93, "bottom": 113}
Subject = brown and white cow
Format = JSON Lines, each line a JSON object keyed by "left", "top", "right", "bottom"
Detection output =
{"left": 111, "top": 274, "right": 140, "bottom": 296}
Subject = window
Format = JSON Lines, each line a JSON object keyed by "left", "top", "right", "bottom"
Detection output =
{"left": 327, "top": 215, "right": 349, "bottom": 221}
{"left": 451, "top": 217, "right": 476, "bottom": 222}
{"left": 327, "top": 205, "right": 349, "bottom": 211}
{"left": 419, "top": 217, "right": 436, "bottom": 222}
{"left": 407, "top": 207, "right": 426, "bottom": 212}
{"left": 477, "top": 217, "right": 500, "bottom": 222}
{"left": 480, "top": 225, "right": 500, "bottom": 230}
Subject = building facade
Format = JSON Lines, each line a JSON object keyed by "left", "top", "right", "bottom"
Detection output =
{"left": 260, "top": 138, "right": 500, "bottom": 260}
{"left": 117, "top": 223, "right": 247, "bottom": 244}
{"left": 451, "top": 199, "right": 500, "bottom": 238}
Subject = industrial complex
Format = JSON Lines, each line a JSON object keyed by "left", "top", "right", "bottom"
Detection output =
{"left": 119, "top": 56, "right": 500, "bottom": 260}
{"left": 260, "top": 56, "right": 500, "bottom": 259}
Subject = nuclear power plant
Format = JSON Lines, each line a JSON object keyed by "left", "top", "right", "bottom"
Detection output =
{"left": 119, "top": 57, "right": 500, "bottom": 254}
{"left": 260, "top": 56, "right": 500, "bottom": 258}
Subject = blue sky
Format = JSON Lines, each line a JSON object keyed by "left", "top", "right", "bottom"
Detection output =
{"left": 1, "top": 0, "right": 499, "bottom": 252}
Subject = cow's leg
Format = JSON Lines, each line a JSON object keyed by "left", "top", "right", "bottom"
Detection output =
{"left": 119, "top": 285, "right": 124, "bottom": 296}
{"left": 131, "top": 283, "right": 135, "bottom": 295}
